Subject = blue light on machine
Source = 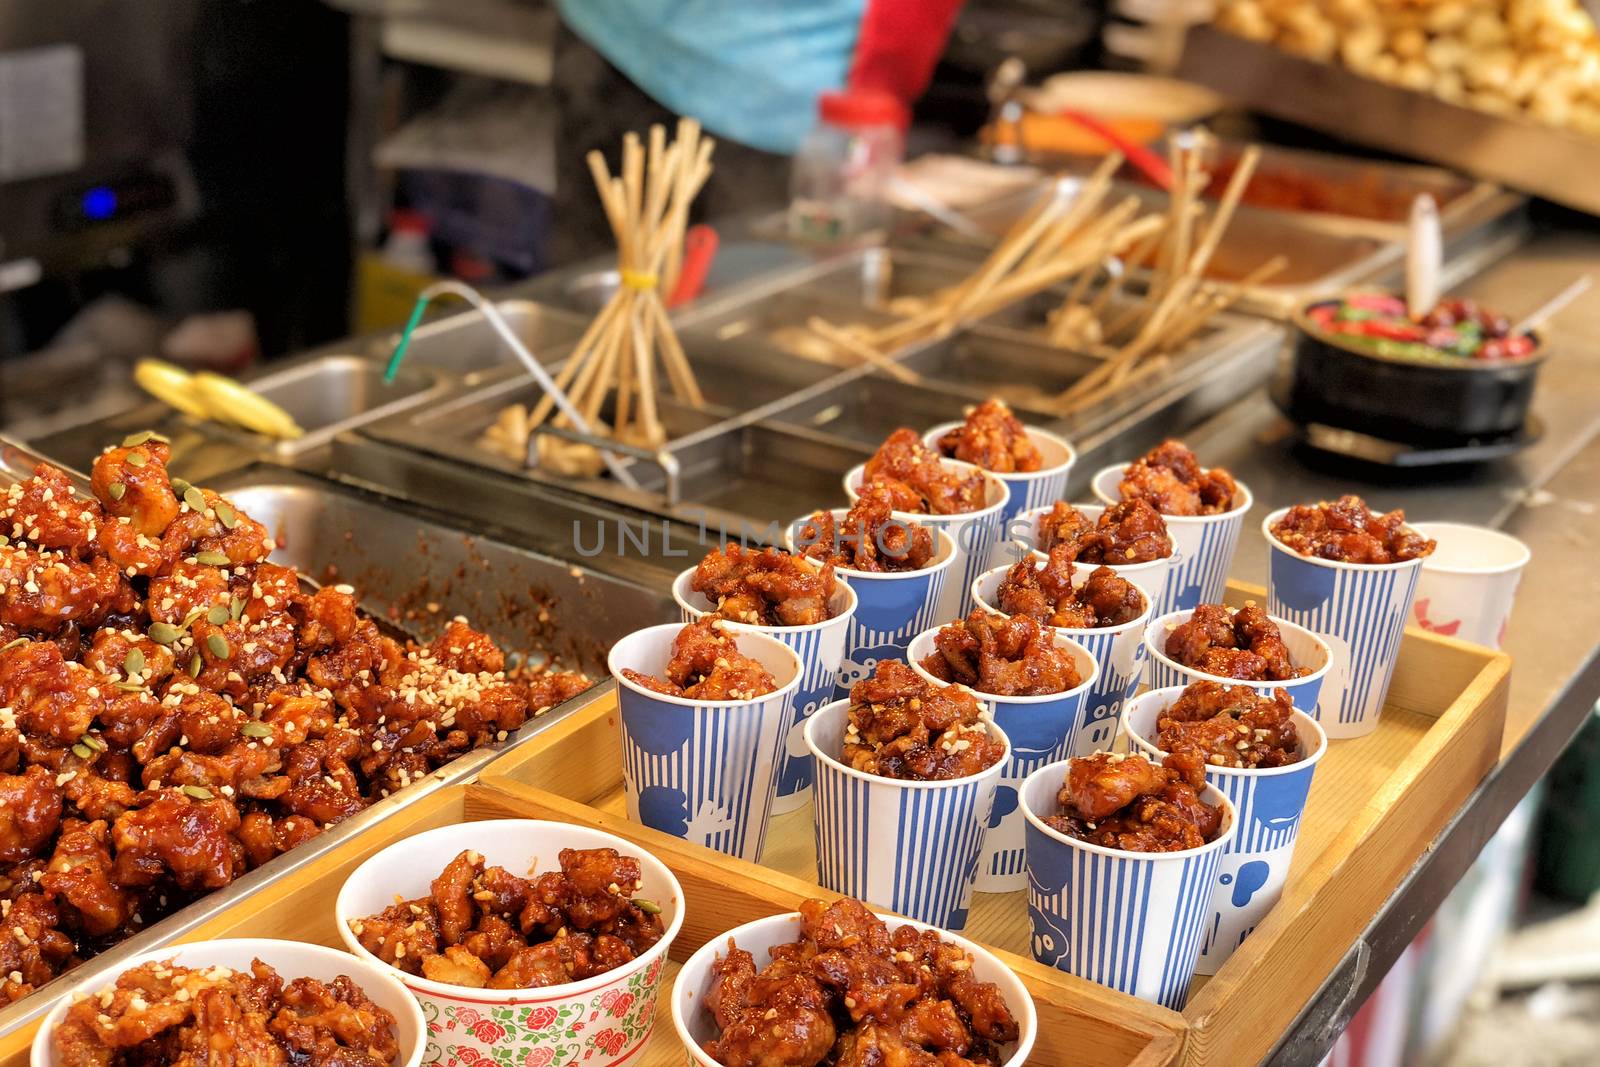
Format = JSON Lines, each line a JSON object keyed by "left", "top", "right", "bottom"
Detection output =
{"left": 81, "top": 187, "right": 118, "bottom": 220}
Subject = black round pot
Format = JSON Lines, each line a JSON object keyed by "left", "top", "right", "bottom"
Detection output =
{"left": 1285, "top": 298, "right": 1545, "bottom": 446}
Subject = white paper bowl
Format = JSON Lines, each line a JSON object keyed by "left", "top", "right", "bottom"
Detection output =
{"left": 31, "top": 938, "right": 426, "bottom": 1067}
{"left": 337, "top": 819, "right": 685, "bottom": 1066}
{"left": 671, "top": 910, "right": 1038, "bottom": 1065}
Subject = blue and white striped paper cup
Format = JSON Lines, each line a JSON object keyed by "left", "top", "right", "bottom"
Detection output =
{"left": 972, "top": 562, "right": 1152, "bottom": 758}
{"left": 787, "top": 513, "right": 957, "bottom": 703}
{"left": 923, "top": 421, "right": 1075, "bottom": 571}
{"left": 1092, "top": 464, "right": 1253, "bottom": 617}
{"left": 1007, "top": 502, "right": 1174, "bottom": 606}
{"left": 1121, "top": 686, "right": 1327, "bottom": 974}
{"left": 804, "top": 698, "right": 1009, "bottom": 931}
{"left": 1143, "top": 607, "right": 1331, "bottom": 718}
{"left": 906, "top": 627, "right": 1099, "bottom": 893}
{"left": 672, "top": 565, "right": 857, "bottom": 815}
{"left": 607, "top": 625, "right": 802, "bottom": 862}
{"left": 844, "top": 460, "right": 1010, "bottom": 622}
{"left": 1021, "top": 759, "right": 1237, "bottom": 1008}
{"left": 1262, "top": 508, "right": 1427, "bottom": 739}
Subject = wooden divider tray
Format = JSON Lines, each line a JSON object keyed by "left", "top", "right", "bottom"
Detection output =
{"left": 2, "top": 583, "right": 1506, "bottom": 1066}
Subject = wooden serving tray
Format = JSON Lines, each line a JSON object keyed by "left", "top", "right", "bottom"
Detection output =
{"left": 484, "top": 581, "right": 1510, "bottom": 1066}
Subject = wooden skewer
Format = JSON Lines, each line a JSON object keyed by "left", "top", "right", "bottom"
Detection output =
{"left": 1150, "top": 255, "right": 1287, "bottom": 352}
{"left": 1056, "top": 355, "right": 1172, "bottom": 415}
{"left": 807, "top": 317, "right": 922, "bottom": 383}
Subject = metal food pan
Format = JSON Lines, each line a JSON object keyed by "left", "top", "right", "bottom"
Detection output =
{"left": 0, "top": 465, "right": 674, "bottom": 1042}
{"left": 674, "top": 287, "right": 901, "bottom": 372}
{"left": 760, "top": 374, "right": 989, "bottom": 448}
{"left": 359, "top": 299, "right": 590, "bottom": 383}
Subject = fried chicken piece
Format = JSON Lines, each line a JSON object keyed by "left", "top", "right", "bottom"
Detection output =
{"left": 919, "top": 610, "right": 1081, "bottom": 696}
{"left": 844, "top": 661, "right": 1004, "bottom": 781}
{"left": 1165, "top": 603, "right": 1309, "bottom": 681}
{"left": 0, "top": 892, "right": 74, "bottom": 1001}
{"left": 42, "top": 818, "right": 130, "bottom": 937}
{"left": 692, "top": 544, "right": 838, "bottom": 627}
{"left": 996, "top": 552, "right": 1144, "bottom": 629}
{"left": 0, "top": 465, "right": 105, "bottom": 560}
{"left": 1094, "top": 498, "right": 1174, "bottom": 564}
{"left": 1158, "top": 681, "right": 1302, "bottom": 770}
{"left": 271, "top": 973, "right": 400, "bottom": 1066}
{"left": 90, "top": 441, "right": 180, "bottom": 538}
{"left": 1118, "top": 439, "right": 1239, "bottom": 517}
{"left": 236, "top": 812, "right": 323, "bottom": 867}
{"left": 1078, "top": 566, "right": 1144, "bottom": 626}
{"left": 863, "top": 428, "right": 988, "bottom": 516}
{"left": 0, "top": 545, "right": 132, "bottom": 636}
{"left": 422, "top": 944, "right": 491, "bottom": 988}
{"left": 797, "top": 485, "right": 936, "bottom": 573}
{"left": 1034, "top": 501, "right": 1097, "bottom": 559}
{"left": 0, "top": 765, "right": 63, "bottom": 863}
{"left": 1047, "top": 751, "right": 1225, "bottom": 852}
{"left": 1270, "top": 494, "right": 1435, "bottom": 564}
{"left": 934, "top": 399, "right": 1043, "bottom": 474}
{"left": 109, "top": 791, "right": 245, "bottom": 891}
{"left": 353, "top": 897, "right": 441, "bottom": 975}
{"left": 432, "top": 849, "right": 480, "bottom": 946}
{"left": 622, "top": 618, "right": 778, "bottom": 701}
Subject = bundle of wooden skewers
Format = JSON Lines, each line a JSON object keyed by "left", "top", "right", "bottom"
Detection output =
{"left": 484, "top": 120, "right": 713, "bottom": 474}
{"left": 801, "top": 135, "right": 1281, "bottom": 415}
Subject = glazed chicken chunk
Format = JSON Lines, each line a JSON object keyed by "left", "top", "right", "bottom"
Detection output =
{"left": 934, "top": 398, "right": 1043, "bottom": 474}
{"left": 621, "top": 618, "right": 778, "bottom": 701}
{"left": 843, "top": 661, "right": 1005, "bottom": 781}
{"left": 797, "top": 485, "right": 936, "bottom": 573}
{"left": 918, "top": 609, "right": 1082, "bottom": 696}
{"left": 862, "top": 428, "right": 987, "bottom": 516}
{"left": 1046, "top": 750, "right": 1225, "bottom": 853}
{"left": 1157, "top": 681, "right": 1303, "bottom": 770}
{"left": 995, "top": 550, "right": 1146, "bottom": 629}
{"left": 1117, "top": 439, "right": 1239, "bottom": 516}
{"left": 691, "top": 544, "right": 838, "bottom": 627}
{"left": 1164, "top": 603, "right": 1310, "bottom": 681}
{"left": 1270, "top": 494, "right": 1435, "bottom": 564}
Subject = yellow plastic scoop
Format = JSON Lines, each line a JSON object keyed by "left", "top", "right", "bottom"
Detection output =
{"left": 133, "top": 359, "right": 210, "bottom": 418}
{"left": 133, "top": 359, "right": 304, "bottom": 440}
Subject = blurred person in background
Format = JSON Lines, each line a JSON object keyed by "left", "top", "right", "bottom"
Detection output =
{"left": 549, "top": 0, "right": 966, "bottom": 262}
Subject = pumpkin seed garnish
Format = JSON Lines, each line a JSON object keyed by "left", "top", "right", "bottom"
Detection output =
{"left": 148, "top": 622, "right": 181, "bottom": 645}
{"left": 188, "top": 655, "right": 203, "bottom": 678}
{"left": 0, "top": 535, "right": 8, "bottom": 547}
{"left": 108, "top": 483, "right": 127, "bottom": 501}
{"left": 81, "top": 735, "right": 106, "bottom": 752}
{"left": 230, "top": 596, "right": 246, "bottom": 621}
{"left": 183, "top": 487, "right": 206, "bottom": 513}
{"left": 240, "top": 722, "right": 274, "bottom": 739}
{"left": 71, "top": 743, "right": 93, "bottom": 760}
{"left": 170, "top": 477, "right": 193, "bottom": 497}
{"left": 630, "top": 898, "right": 662, "bottom": 915}
{"left": 124, "top": 451, "right": 147, "bottom": 468}
{"left": 214, "top": 502, "right": 238, "bottom": 530}
{"left": 122, "top": 431, "right": 169, "bottom": 447}
{"left": 206, "top": 634, "right": 231, "bottom": 659}
{"left": 123, "top": 649, "right": 145, "bottom": 677}
{"left": 181, "top": 608, "right": 206, "bottom": 630}
{"left": 115, "top": 680, "right": 144, "bottom": 692}
{"left": 207, "top": 605, "right": 230, "bottom": 626}
{"left": 1, "top": 637, "right": 27, "bottom": 653}
{"left": 181, "top": 785, "right": 214, "bottom": 801}
{"left": 195, "top": 550, "right": 230, "bottom": 567}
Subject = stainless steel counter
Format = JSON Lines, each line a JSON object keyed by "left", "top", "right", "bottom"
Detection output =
{"left": 1149, "top": 227, "right": 1600, "bottom": 1064}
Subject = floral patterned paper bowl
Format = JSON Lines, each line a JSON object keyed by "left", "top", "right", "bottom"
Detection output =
{"left": 670, "top": 911, "right": 1038, "bottom": 1066}
{"left": 337, "top": 819, "right": 686, "bottom": 1067}
{"left": 31, "top": 938, "right": 427, "bottom": 1067}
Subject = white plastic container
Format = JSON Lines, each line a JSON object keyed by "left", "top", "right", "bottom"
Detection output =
{"left": 788, "top": 89, "right": 906, "bottom": 241}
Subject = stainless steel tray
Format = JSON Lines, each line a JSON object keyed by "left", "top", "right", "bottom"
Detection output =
{"left": 1178, "top": 25, "right": 1600, "bottom": 219}
{"left": 0, "top": 465, "right": 674, "bottom": 1041}
{"left": 359, "top": 299, "right": 590, "bottom": 384}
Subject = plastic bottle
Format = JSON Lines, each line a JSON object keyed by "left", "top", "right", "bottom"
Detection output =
{"left": 381, "top": 210, "right": 436, "bottom": 275}
{"left": 788, "top": 89, "right": 906, "bottom": 242}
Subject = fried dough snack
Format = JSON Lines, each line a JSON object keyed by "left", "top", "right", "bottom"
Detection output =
{"left": 351, "top": 846, "right": 664, "bottom": 990}
{"left": 1118, "top": 439, "right": 1239, "bottom": 516}
{"left": 691, "top": 544, "right": 837, "bottom": 627}
{"left": 843, "top": 661, "right": 1005, "bottom": 781}
{"left": 1164, "top": 603, "right": 1310, "bottom": 681}
{"left": 934, "top": 398, "right": 1044, "bottom": 474}
{"left": 53, "top": 957, "right": 400, "bottom": 1066}
{"left": 919, "top": 610, "right": 1082, "bottom": 697}
{"left": 1036, "top": 499, "right": 1172, "bottom": 564}
{"left": 1270, "top": 494, "right": 1435, "bottom": 564}
{"left": 862, "top": 428, "right": 988, "bottom": 515}
{"left": 1045, "top": 751, "right": 1224, "bottom": 853}
{"left": 703, "top": 897, "right": 1020, "bottom": 1067}
{"left": 0, "top": 440, "right": 590, "bottom": 1007}
{"left": 621, "top": 618, "right": 778, "bottom": 701}
{"left": 995, "top": 549, "right": 1145, "bottom": 628}
{"left": 797, "top": 485, "right": 936, "bottom": 573}
{"left": 1157, "top": 680, "right": 1303, "bottom": 770}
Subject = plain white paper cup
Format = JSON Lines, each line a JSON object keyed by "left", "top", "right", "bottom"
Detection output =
{"left": 672, "top": 910, "right": 1038, "bottom": 1066}
{"left": 1121, "top": 686, "right": 1328, "bottom": 974}
{"left": 923, "top": 420, "right": 1076, "bottom": 570}
{"left": 1407, "top": 521, "right": 1529, "bottom": 649}
{"left": 673, "top": 564, "right": 857, "bottom": 814}
{"left": 907, "top": 625, "right": 1098, "bottom": 892}
{"left": 32, "top": 938, "right": 427, "bottom": 1067}
{"left": 1143, "top": 606, "right": 1332, "bottom": 719}
{"left": 804, "top": 698, "right": 1009, "bottom": 930}
{"left": 1005, "top": 501, "right": 1174, "bottom": 607}
{"left": 337, "top": 819, "right": 685, "bottom": 1066}
{"left": 845, "top": 458, "right": 1011, "bottom": 621}
{"left": 972, "top": 560, "right": 1152, "bottom": 757}
{"left": 1021, "top": 759, "right": 1237, "bottom": 1009}
{"left": 1092, "top": 462, "right": 1254, "bottom": 616}
{"left": 609, "top": 624, "right": 802, "bottom": 860}
{"left": 1261, "top": 508, "right": 1428, "bottom": 739}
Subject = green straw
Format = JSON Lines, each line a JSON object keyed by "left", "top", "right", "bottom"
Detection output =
{"left": 383, "top": 296, "right": 432, "bottom": 384}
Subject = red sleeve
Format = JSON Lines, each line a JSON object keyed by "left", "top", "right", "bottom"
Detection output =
{"left": 847, "top": 0, "right": 967, "bottom": 111}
